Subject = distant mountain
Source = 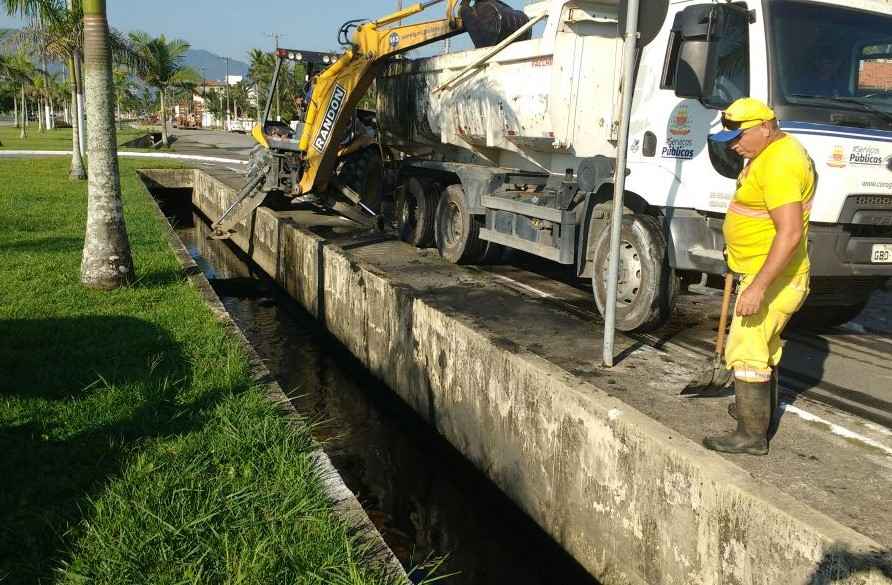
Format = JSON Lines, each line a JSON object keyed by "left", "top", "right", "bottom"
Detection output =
{"left": 183, "top": 49, "right": 249, "bottom": 82}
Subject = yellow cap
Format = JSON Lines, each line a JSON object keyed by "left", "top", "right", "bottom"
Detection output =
{"left": 723, "top": 97, "right": 776, "bottom": 130}
{"left": 710, "top": 98, "right": 776, "bottom": 143}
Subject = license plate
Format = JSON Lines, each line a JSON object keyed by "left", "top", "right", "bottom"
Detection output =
{"left": 872, "top": 244, "right": 892, "bottom": 263}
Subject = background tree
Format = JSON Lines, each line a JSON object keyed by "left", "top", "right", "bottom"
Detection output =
{"left": 129, "top": 32, "right": 196, "bottom": 147}
{"left": 4, "top": 52, "right": 36, "bottom": 138}
{"left": 230, "top": 79, "right": 249, "bottom": 119}
{"left": 80, "top": 0, "right": 133, "bottom": 289}
{"left": 204, "top": 86, "right": 225, "bottom": 128}
{"left": 112, "top": 64, "right": 135, "bottom": 124}
{"left": 247, "top": 48, "right": 274, "bottom": 122}
{"left": 7, "top": 0, "right": 87, "bottom": 177}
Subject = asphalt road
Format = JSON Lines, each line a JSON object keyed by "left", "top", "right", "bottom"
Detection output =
{"left": 165, "top": 127, "right": 256, "bottom": 160}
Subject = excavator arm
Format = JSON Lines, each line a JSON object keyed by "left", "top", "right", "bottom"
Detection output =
{"left": 296, "top": 0, "right": 464, "bottom": 196}
{"left": 212, "top": 0, "right": 464, "bottom": 239}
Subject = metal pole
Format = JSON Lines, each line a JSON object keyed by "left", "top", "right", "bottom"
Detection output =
{"left": 602, "top": 0, "right": 641, "bottom": 368}
{"left": 262, "top": 56, "right": 283, "bottom": 126}
{"left": 225, "top": 57, "right": 231, "bottom": 129}
{"left": 265, "top": 32, "right": 284, "bottom": 121}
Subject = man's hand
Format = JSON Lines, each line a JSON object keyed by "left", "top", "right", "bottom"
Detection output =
{"left": 736, "top": 283, "right": 766, "bottom": 317}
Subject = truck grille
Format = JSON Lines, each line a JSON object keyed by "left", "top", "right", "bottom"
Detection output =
{"left": 847, "top": 224, "right": 892, "bottom": 238}
{"left": 853, "top": 194, "right": 892, "bottom": 208}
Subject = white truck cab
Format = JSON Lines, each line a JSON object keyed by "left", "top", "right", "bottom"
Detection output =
{"left": 629, "top": 0, "right": 892, "bottom": 322}
{"left": 378, "top": 0, "right": 892, "bottom": 331}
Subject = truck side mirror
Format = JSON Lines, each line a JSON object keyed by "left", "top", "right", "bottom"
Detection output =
{"left": 669, "top": 5, "right": 725, "bottom": 99}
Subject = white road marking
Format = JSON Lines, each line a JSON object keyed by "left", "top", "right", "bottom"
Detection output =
{"left": 840, "top": 322, "right": 892, "bottom": 347}
{"left": 782, "top": 403, "right": 892, "bottom": 456}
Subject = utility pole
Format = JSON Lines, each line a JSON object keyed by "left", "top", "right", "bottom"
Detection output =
{"left": 225, "top": 56, "right": 231, "bottom": 130}
{"left": 265, "top": 32, "right": 285, "bottom": 121}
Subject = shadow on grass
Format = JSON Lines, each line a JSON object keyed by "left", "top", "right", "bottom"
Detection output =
{"left": 0, "top": 316, "right": 236, "bottom": 584}
{"left": 0, "top": 236, "right": 84, "bottom": 254}
{"left": 133, "top": 267, "right": 196, "bottom": 289}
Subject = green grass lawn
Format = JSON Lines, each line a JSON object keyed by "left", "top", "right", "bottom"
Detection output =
{"left": 0, "top": 158, "right": 401, "bottom": 585}
{"left": 0, "top": 126, "right": 148, "bottom": 151}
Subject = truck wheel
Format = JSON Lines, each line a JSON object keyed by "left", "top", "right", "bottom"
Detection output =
{"left": 398, "top": 177, "right": 438, "bottom": 247}
{"left": 340, "top": 146, "right": 383, "bottom": 213}
{"left": 789, "top": 301, "right": 868, "bottom": 331}
{"left": 435, "top": 184, "right": 490, "bottom": 264}
{"left": 591, "top": 214, "right": 677, "bottom": 332}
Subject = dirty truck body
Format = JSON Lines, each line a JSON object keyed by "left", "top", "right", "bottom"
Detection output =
{"left": 379, "top": 0, "right": 892, "bottom": 331}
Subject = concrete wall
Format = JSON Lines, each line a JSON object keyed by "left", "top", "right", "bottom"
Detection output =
{"left": 187, "top": 169, "right": 891, "bottom": 585}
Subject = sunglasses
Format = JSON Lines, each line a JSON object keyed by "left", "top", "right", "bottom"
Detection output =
{"left": 721, "top": 116, "right": 765, "bottom": 131}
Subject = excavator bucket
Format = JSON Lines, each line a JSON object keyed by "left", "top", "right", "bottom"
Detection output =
{"left": 460, "top": 0, "right": 532, "bottom": 48}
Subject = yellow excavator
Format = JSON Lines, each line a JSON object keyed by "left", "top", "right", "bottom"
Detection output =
{"left": 212, "top": 0, "right": 465, "bottom": 238}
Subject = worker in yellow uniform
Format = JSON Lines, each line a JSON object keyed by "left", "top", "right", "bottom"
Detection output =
{"left": 704, "top": 98, "right": 815, "bottom": 456}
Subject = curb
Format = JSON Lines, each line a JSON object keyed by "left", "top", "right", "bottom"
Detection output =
{"left": 0, "top": 150, "right": 247, "bottom": 165}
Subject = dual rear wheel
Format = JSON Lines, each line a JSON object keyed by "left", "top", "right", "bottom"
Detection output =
{"left": 396, "top": 180, "right": 675, "bottom": 332}
{"left": 398, "top": 181, "right": 502, "bottom": 264}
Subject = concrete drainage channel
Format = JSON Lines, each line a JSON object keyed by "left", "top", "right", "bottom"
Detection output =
{"left": 142, "top": 172, "right": 600, "bottom": 584}
{"left": 140, "top": 169, "right": 892, "bottom": 585}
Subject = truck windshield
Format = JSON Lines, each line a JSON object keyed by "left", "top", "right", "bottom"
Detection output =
{"left": 770, "top": 1, "right": 892, "bottom": 121}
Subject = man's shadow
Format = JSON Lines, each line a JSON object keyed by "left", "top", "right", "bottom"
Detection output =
{"left": 0, "top": 316, "right": 233, "bottom": 583}
{"left": 805, "top": 545, "right": 892, "bottom": 584}
{"left": 775, "top": 332, "right": 830, "bottom": 432}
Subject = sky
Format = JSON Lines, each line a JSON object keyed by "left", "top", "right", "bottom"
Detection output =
{"left": 0, "top": 0, "right": 529, "bottom": 63}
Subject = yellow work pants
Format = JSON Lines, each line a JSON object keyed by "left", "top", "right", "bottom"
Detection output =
{"left": 724, "top": 272, "right": 810, "bottom": 382}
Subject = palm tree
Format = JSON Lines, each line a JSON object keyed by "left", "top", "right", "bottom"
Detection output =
{"left": 248, "top": 48, "right": 275, "bottom": 122}
{"left": 4, "top": 52, "right": 36, "bottom": 139}
{"left": 10, "top": 0, "right": 139, "bottom": 176}
{"left": 6, "top": 0, "right": 86, "bottom": 177}
{"left": 80, "top": 0, "right": 133, "bottom": 290}
{"left": 112, "top": 64, "right": 135, "bottom": 124}
{"left": 129, "top": 32, "right": 196, "bottom": 147}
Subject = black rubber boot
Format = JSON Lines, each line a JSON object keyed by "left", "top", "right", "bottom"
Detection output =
{"left": 728, "top": 370, "right": 778, "bottom": 424}
{"left": 704, "top": 379, "right": 771, "bottom": 455}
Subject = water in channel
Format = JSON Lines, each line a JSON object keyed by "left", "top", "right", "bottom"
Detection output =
{"left": 155, "top": 188, "right": 599, "bottom": 585}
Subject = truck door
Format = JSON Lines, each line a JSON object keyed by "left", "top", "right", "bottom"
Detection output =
{"left": 626, "top": 2, "right": 756, "bottom": 214}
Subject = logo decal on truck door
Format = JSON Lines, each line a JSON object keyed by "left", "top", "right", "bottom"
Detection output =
{"left": 313, "top": 84, "right": 347, "bottom": 153}
{"left": 670, "top": 106, "right": 691, "bottom": 136}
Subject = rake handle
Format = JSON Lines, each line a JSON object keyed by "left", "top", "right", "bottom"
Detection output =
{"left": 714, "top": 272, "right": 735, "bottom": 357}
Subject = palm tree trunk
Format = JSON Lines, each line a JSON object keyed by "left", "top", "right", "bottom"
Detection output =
{"left": 160, "top": 89, "right": 169, "bottom": 147}
{"left": 69, "top": 57, "right": 86, "bottom": 180}
{"left": 74, "top": 50, "right": 87, "bottom": 157}
{"left": 80, "top": 0, "right": 134, "bottom": 290}
{"left": 20, "top": 86, "right": 26, "bottom": 139}
{"left": 38, "top": 97, "right": 44, "bottom": 132}
{"left": 13, "top": 95, "right": 18, "bottom": 129}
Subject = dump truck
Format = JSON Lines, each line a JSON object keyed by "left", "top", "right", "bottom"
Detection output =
{"left": 378, "top": 0, "right": 892, "bottom": 331}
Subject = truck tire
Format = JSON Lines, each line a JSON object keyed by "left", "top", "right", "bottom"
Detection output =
{"left": 398, "top": 177, "right": 438, "bottom": 247}
{"left": 591, "top": 213, "right": 677, "bottom": 332}
{"left": 789, "top": 301, "right": 868, "bottom": 331}
{"left": 435, "top": 184, "right": 493, "bottom": 264}
{"left": 339, "top": 146, "right": 384, "bottom": 213}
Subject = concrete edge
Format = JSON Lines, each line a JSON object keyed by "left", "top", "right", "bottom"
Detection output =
{"left": 0, "top": 150, "right": 247, "bottom": 165}
{"left": 136, "top": 169, "right": 410, "bottom": 583}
